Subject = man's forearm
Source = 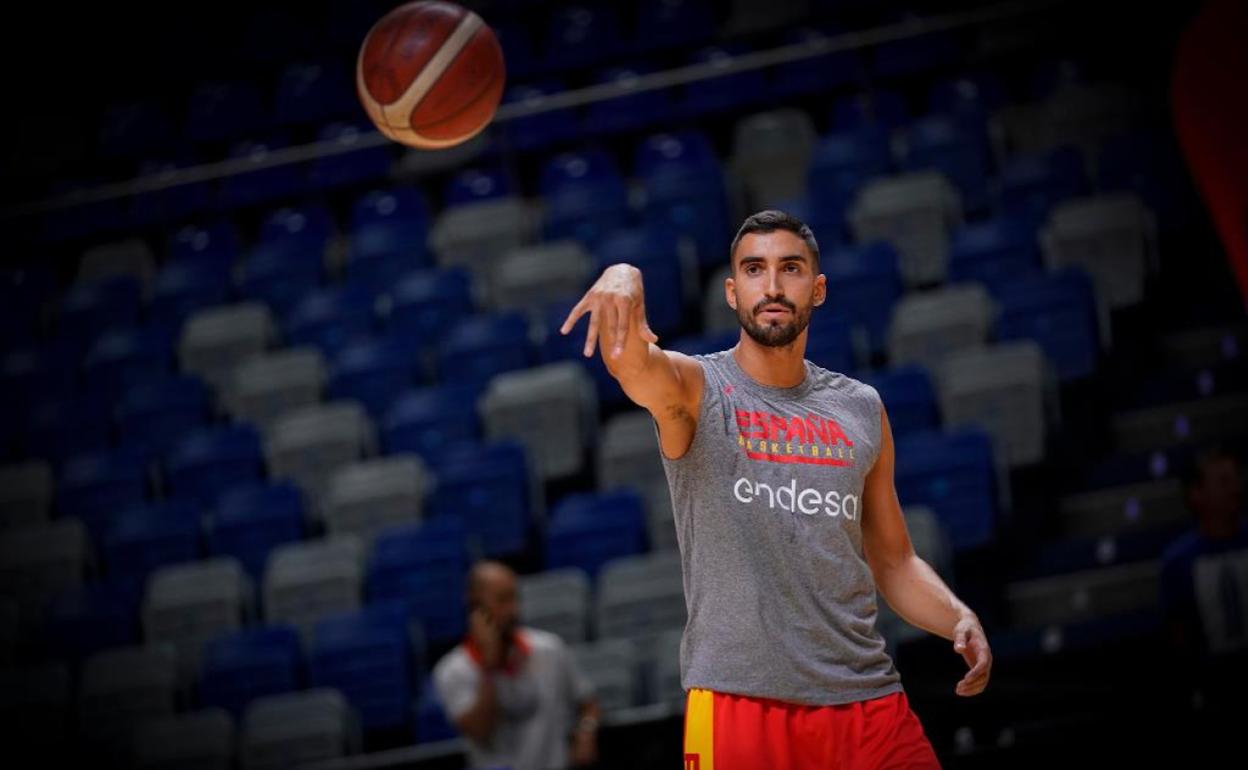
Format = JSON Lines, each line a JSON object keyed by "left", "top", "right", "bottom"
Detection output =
{"left": 458, "top": 673, "right": 499, "bottom": 743}
{"left": 875, "top": 553, "right": 976, "bottom": 640}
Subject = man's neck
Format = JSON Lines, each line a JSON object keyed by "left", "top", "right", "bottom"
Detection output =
{"left": 733, "top": 334, "right": 807, "bottom": 388}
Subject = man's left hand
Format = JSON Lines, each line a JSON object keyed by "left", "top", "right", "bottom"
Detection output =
{"left": 570, "top": 726, "right": 598, "bottom": 767}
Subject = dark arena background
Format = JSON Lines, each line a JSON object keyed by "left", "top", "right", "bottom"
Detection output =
{"left": 1, "top": 1, "right": 1246, "bottom": 768}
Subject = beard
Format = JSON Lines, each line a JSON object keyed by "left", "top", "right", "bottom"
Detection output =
{"left": 737, "top": 295, "right": 812, "bottom": 348}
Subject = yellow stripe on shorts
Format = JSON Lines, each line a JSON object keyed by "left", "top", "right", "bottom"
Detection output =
{"left": 684, "top": 688, "right": 714, "bottom": 770}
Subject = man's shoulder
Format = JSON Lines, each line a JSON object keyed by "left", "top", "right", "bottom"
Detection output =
{"left": 432, "top": 643, "right": 473, "bottom": 679}
{"left": 522, "top": 626, "right": 571, "bottom": 655}
{"left": 806, "top": 361, "right": 878, "bottom": 401}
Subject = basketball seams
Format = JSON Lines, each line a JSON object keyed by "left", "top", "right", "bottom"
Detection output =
{"left": 409, "top": 24, "right": 504, "bottom": 134}
{"left": 377, "top": 12, "right": 482, "bottom": 132}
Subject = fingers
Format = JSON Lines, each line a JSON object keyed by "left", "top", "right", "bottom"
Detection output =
{"left": 611, "top": 296, "right": 629, "bottom": 358}
{"left": 583, "top": 306, "right": 601, "bottom": 358}
{"left": 560, "top": 297, "right": 589, "bottom": 335}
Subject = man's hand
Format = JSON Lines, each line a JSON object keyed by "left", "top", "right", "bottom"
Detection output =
{"left": 560, "top": 264, "right": 659, "bottom": 360}
{"left": 953, "top": 614, "right": 992, "bottom": 697}
{"left": 570, "top": 724, "right": 598, "bottom": 767}
{"left": 469, "top": 607, "right": 503, "bottom": 669}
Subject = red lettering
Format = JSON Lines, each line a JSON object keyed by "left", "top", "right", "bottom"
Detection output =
{"left": 806, "top": 415, "right": 829, "bottom": 444}
{"left": 825, "top": 419, "right": 853, "bottom": 447}
{"left": 768, "top": 414, "right": 788, "bottom": 442}
{"left": 785, "top": 416, "right": 808, "bottom": 443}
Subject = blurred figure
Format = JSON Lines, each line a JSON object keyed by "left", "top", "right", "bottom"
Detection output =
{"left": 433, "top": 560, "right": 600, "bottom": 770}
{"left": 1159, "top": 444, "right": 1247, "bottom": 716}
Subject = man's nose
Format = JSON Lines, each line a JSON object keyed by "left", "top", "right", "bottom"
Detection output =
{"left": 767, "top": 268, "right": 783, "bottom": 297}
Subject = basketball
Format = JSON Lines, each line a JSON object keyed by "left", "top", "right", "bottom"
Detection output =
{"left": 356, "top": 1, "right": 506, "bottom": 149}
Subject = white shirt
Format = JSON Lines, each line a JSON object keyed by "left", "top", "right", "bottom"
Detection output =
{"left": 433, "top": 627, "right": 594, "bottom": 770}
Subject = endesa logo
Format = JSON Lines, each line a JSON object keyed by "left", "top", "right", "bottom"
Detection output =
{"left": 733, "top": 476, "right": 859, "bottom": 519}
{"left": 734, "top": 408, "right": 856, "bottom": 467}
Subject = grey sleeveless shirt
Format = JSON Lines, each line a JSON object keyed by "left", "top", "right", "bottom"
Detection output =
{"left": 657, "top": 348, "right": 903, "bottom": 705}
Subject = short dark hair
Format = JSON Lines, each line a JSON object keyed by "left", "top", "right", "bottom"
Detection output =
{"left": 730, "top": 210, "right": 820, "bottom": 269}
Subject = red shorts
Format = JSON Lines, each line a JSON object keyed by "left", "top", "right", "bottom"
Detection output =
{"left": 683, "top": 687, "right": 941, "bottom": 770}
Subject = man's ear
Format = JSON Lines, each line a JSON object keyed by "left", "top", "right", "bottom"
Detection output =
{"left": 725, "top": 276, "right": 737, "bottom": 310}
{"left": 814, "top": 273, "right": 827, "bottom": 306}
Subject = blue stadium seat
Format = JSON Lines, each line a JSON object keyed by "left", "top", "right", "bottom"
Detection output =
{"left": 594, "top": 227, "right": 686, "bottom": 336}
{"left": 284, "top": 284, "right": 378, "bottom": 358}
{"left": 435, "top": 312, "right": 534, "bottom": 388}
{"left": 328, "top": 336, "right": 426, "bottom": 420}
{"left": 871, "top": 19, "right": 958, "bottom": 79}
{"left": 382, "top": 384, "right": 483, "bottom": 462}
{"left": 823, "top": 241, "right": 904, "bottom": 357}
{"left": 44, "top": 578, "right": 143, "bottom": 663}
{"left": 996, "top": 146, "right": 1089, "bottom": 229}
{"left": 426, "top": 440, "right": 533, "bottom": 558}
{"left": 540, "top": 298, "right": 628, "bottom": 410}
{"left": 368, "top": 517, "right": 470, "bottom": 645}
{"left": 501, "top": 81, "right": 580, "bottom": 152}
{"left": 186, "top": 81, "right": 268, "bottom": 145}
{"left": 633, "top": 0, "right": 715, "bottom": 52}
{"left": 546, "top": 490, "right": 647, "bottom": 581}
{"left": 583, "top": 66, "right": 673, "bottom": 136}
{"left": 218, "top": 137, "right": 305, "bottom": 209}
{"left": 23, "top": 393, "right": 114, "bottom": 464}
{"left": 863, "top": 365, "right": 940, "bottom": 438}
{"left": 677, "top": 45, "right": 770, "bottom": 118}
{"left": 805, "top": 310, "right": 856, "bottom": 374}
{"left": 928, "top": 72, "right": 1009, "bottom": 122}
{"left": 830, "top": 90, "right": 909, "bottom": 133}
{"left": 668, "top": 330, "right": 739, "bottom": 357}
{"left": 167, "top": 220, "right": 242, "bottom": 271}
{"left": 894, "top": 428, "right": 998, "bottom": 551}
{"left": 115, "top": 375, "right": 212, "bottom": 457}
{"left": 130, "top": 156, "right": 216, "bottom": 227}
{"left": 0, "top": 267, "right": 53, "bottom": 350}
{"left": 634, "top": 130, "right": 731, "bottom": 267}
{"left": 165, "top": 423, "right": 266, "bottom": 507}
{"left": 443, "top": 166, "right": 515, "bottom": 208}
{"left": 149, "top": 260, "right": 233, "bottom": 330}
{"left": 102, "top": 499, "right": 203, "bottom": 581}
{"left": 274, "top": 61, "right": 355, "bottom": 128}
{"left": 902, "top": 114, "right": 993, "bottom": 213}
{"left": 259, "top": 204, "right": 336, "bottom": 259}
{"left": 540, "top": 148, "right": 632, "bottom": 247}
{"left": 773, "top": 26, "right": 865, "bottom": 98}
{"left": 1, "top": 341, "right": 79, "bottom": 408}
{"left": 346, "top": 187, "right": 433, "bottom": 290}
{"left": 493, "top": 23, "right": 537, "bottom": 82}
{"left": 386, "top": 268, "right": 476, "bottom": 346}
{"left": 806, "top": 127, "right": 894, "bottom": 245}
{"left": 310, "top": 602, "right": 417, "bottom": 732}
{"left": 98, "top": 102, "right": 175, "bottom": 159}
{"left": 237, "top": 244, "right": 325, "bottom": 319}
{"left": 199, "top": 623, "right": 302, "bottom": 717}
{"left": 83, "top": 325, "right": 177, "bottom": 402}
{"left": 414, "top": 678, "right": 457, "bottom": 744}
{"left": 542, "top": 5, "right": 622, "bottom": 72}
{"left": 993, "top": 268, "right": 1101, "bottom": 381}
{"left": 948, "top": 216, "right": 1044, "bottom": 292}
{"left": 57, "top": 444, "right": 152, "bottom": 545}
{"left": 308, "top": 122, "right": 395, "bottom": 191}
{"left": 206, "top": 481, "right": 306, "bottom": 581}
{"left": 57, "top": 275, "right": 144, "bottom": 352}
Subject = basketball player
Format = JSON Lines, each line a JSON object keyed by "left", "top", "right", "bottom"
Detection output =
{"left": 561, "top": 211, "right": 992, "bottom": 768}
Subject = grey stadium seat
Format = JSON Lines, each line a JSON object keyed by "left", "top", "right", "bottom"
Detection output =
{"left": 0, "top": 459, "right": 54, "bottom": 530}
{"left": 489, "top": 240, "right": 592, "bottom": 315}
{"left": 571, "top": 639, "right": 639, "bottom": 713}
{"left": 595, "top": 551, "right": 686, "bottom": 643}
{"left": 935, "top": 341, "right": 1058, "bottom": 467}
{"left": 179, "top": 303, "right": 276, "bottom": 391}
{"left": 887, "top": 283, "right": 995, "bottom": 372}
{"left": 78, "top": 644, "right": 179, "bottom": 754}
{"left": 241, "top": 688, "right": 360, "bottom": 770}
{"left": 263, "top": 536, "right": 363, "bottom": 640}
{"left": 132, "top": 708, "right": 235, "bottom": 770}
{"left": 141, "top": 557, "right": 253, "bottom": 686}
{"left": 598, "top": 410, "right": 677, "bottom": 551}
{"left": 430, "top": 197, "right": 539, "bottom": 284}
{"left": 519, "top": 567, "right": 591, "bottom": 644}
{"left": 79, "top": 237, "right": 157, "bottom": 292}
{"left": 324, "top": 454, "right": 429, "bottom": 546}
{"left": 848, "top": 171, "right": 963, "bottom": 287}
{"left": 265, "top": 401, "right": 377, "bottom": 516}
{"left": 480, "top": 362, "right": 598, "bottom": 481}
{"left": 730, "top": 108, "right": 818, "bottom": 210}
{"left": 701, "top": 265, "right": 737, "bottom": 335}
{"left": 225, "top": 347, "right": 326, "bottom": 430}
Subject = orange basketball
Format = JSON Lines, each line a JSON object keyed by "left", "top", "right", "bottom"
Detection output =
{"left": 356, "top": 1, "right": 506, "bottom": 149}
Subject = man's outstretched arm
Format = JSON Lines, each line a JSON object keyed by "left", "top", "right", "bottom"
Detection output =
{"left": 861, "top": 403, "right": 993, "bottom": 697}
{"left": 560, "top": 263, "right": 703, "bottom": 460}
